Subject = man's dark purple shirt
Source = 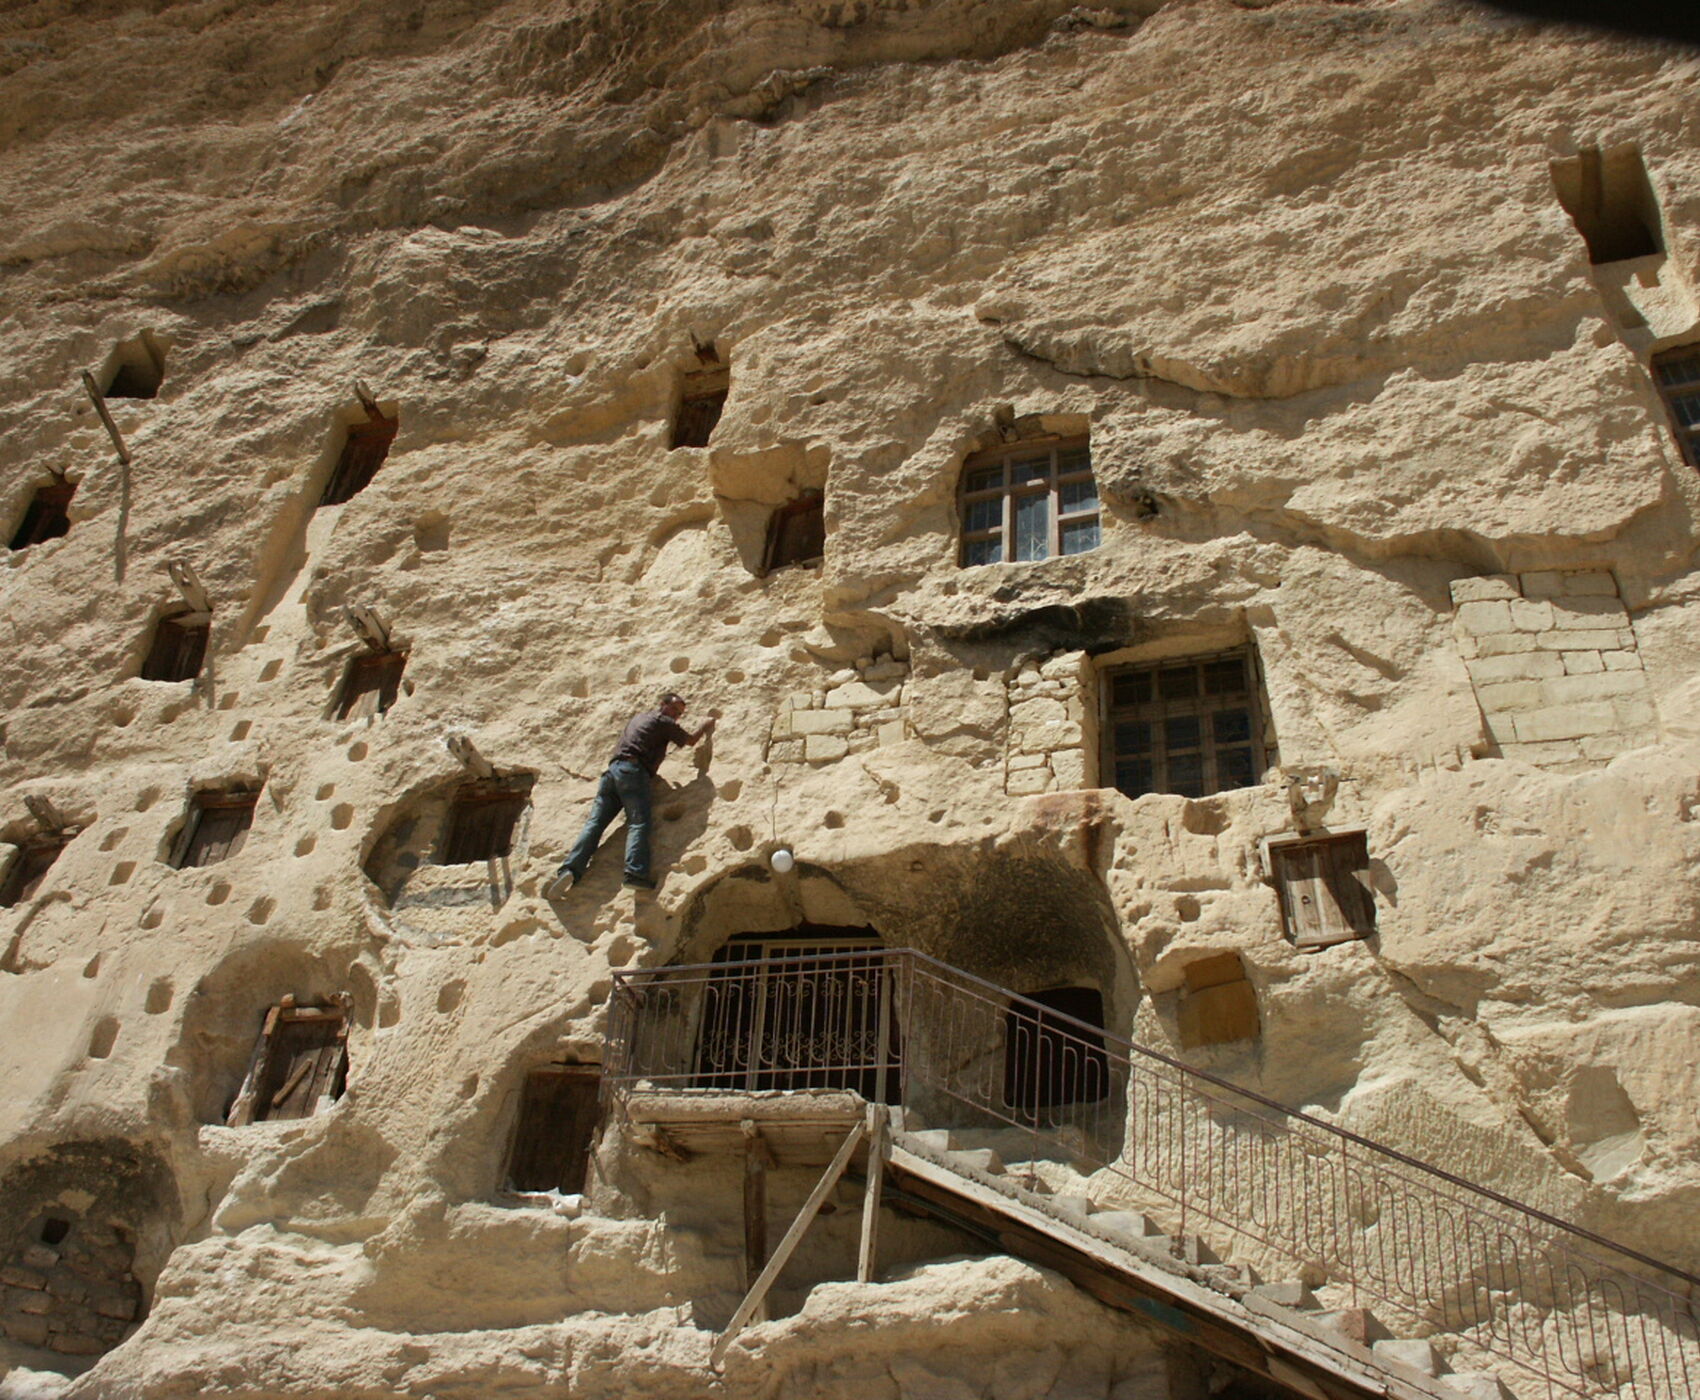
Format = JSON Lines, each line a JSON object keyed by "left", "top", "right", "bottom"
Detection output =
{"left": 611, "top": 709, "right": 692, "bottom": 775}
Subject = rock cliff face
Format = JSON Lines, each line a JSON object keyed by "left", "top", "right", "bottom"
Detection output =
{"left": 2, "top": 0, "right": 1699, "bottom": 1395}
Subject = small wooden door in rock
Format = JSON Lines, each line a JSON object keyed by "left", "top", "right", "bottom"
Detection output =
{"left": 226, "top": 996, "right": 351, "bottom": 1125}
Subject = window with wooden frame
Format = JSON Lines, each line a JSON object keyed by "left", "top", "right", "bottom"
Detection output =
{"left": 225, "top": 995, "right": 351, "bottom": 1125}
{"left": 0, "top": 837, "right": 69, "bottom": 908}
{"left": 959, "top": 436, "right": 1099, "bottom": 566}
{"left": 1103, "top": 647, "right": 1275, "bottom": 800}
{"left": 1263, "top": 830, "right": 1375, "bottom": 950}
{"left": 762, "top": 489, "right": 824, "bottom": 573}
{"left": 173, "top": 789, "right": 259, "bottom": 869}
{"left": 1653, "top": 347, "right": 1700, "bottom": 468}
{"left": 139, "top": 610, "right": 210, "bottom": 683}
{"left": 437, "top": 779, "right": 532, "bottom": 865}
{"left": 321, "top": 410, "right": 399, "bottom": 506}
{"left": 8, "top": 481, "right": 75, "bottom": 551}
{"left": 1002, "top": 987, "right": 1110, "bottom": 1120}
{"left": 334, "top": 650, "right": 407, "bottom": 721}
{"left": 505, "top": 1065, "right": 603, "bottom": 1195}
{"left": 670, "top": 364, "right": 729, "bottom": 450}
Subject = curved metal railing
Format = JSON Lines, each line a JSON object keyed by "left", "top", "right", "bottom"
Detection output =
{"left": 605, "top": 948, "right": 1700, "bottom": 1399}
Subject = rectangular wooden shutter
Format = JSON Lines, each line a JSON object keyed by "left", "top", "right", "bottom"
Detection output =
{"left": 321, "top": 416, "right": 398, "bottom": 506}
{"left": 336, "top": 651, "right": 406, "bottom": 720}
{"left": 440, "top": 785, "right": 529, "bottom": 863}
{"left": 0, "top": 841, "right": 65, "bottom": 908}
{"left": 181, "top": 794, "right": 256, "bottom": 868}
{"left": 141, "top": 614, "right": 209, "bottom": 682}
{"left": 1274, "top": 833, "right": 1374, "bottom": 948}
{"left": 227, "top": 1001, "right": 350, "bottom": 1125}
{"left": 506, "top": 1067, "right": 602, "bottom": 1194}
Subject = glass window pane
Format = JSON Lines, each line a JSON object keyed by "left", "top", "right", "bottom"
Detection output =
{"left": 1057, "top": 446, "right": 1091, "bottom": 474}
{"left": 1167, "top": 752, "right": 1205, "bottom": 797}
{"left": 1014, "top": 491, "right": 1049, "bottom": 561}
{"left": 1656, "top": 354, "right": 1700, "bottom": 389}
{"left": 963, "top": 536, "right": 1002, "bottom": 566}
{"left": 1164, "top": 714, "right": 1200, "bottom": 751}
{"left": 1059, "top": 479, "right": 1098, "bottom": 514}
{"left": 965, "top": 465, "right": 1003, "bottom": 493}
{"left": 1115, "top": 721, "right": 1150, "bottom": 753}
{"left": 1157, "top": 667, "right": 1197, "bottom": 701}
{"left": 964, "top": 497, "right": 1001, "bottom": 533}
{"left": 1203, "top": 657, "right": 1247, "bottom": 695}
{"left": 1011, "top": 455, "right": 1050, "bottom": 485}
{"left": 1672, "top": 392, "right": 1700, "bottom": 429}
{"left": 1115, "top": 760, "right": 1154, "bottom": 798}
{"left": 1213, "top": 708, "right": 1252, "bottom": 745}
{"left": 1217, "top": 747, "right": 1256, "bottom": 789}
{"left": 1060, "top": 518, "right": 1099, "bottom": 555}
{"left": 1111, "top": 671, "right": 1150, "bottom": 707}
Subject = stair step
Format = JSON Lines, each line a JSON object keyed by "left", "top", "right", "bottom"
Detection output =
{"left": 943, "top": 1147, "right": 1004, "bottom": 1174}
{"left": 1313, "top": 1307, "right": 1392, "bottom": 1347}
{"left": 904, "top": 1128, "right": 957, "bottom": 1153}
{"left": 1082, "top": 1209, "right": 1165, "bottom": 1238}
{"left": 1048, "top": 1193, "right": 1094, "bottom": 1217}
{"left": 1442, "top": 1374, "right": 1511, "bottom": 1400}
{"left": 1247, "top": 1280, "right": 1317, "bottom": 1310}
{"left": 1174, "top": 1234, "right": 1223, "bottom": 1266}
{"left": 1373, "top": 1338, "right": 1445, "bottom": 1378}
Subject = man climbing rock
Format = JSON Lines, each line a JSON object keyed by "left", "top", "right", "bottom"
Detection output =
{"left": 546, "top": 691, "right": 715, "bottom": 895}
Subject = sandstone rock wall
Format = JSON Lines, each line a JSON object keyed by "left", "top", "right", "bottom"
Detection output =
{"left": 2, "top": 0, "right": 1699, "bottom": 1395}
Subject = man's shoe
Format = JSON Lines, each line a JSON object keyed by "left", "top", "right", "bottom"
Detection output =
{"left": 622, "top": 874, "right": 657, "bottom": 891}
{"left": 544, "top": 870, "right": 577, "bottom": 899}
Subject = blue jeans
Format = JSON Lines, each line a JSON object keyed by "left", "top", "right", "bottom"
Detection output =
{"left": 558, "top": 759, "right": 653, "bottom": 882}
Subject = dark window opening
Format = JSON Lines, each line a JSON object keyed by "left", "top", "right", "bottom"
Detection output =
{"left": 959, "top": 435, "right": 1099, "bottom": 566}
{"left": 140, "top": 611, "right": 209, "bottom": 683}
{"left": 671, "top": 364, "right": 729, "bottom": 450}
{"left": 175, "top": 789, "right": 258, "bottom": 869}
{"left": 1104, "top": 647, "right": 1275, "bottom": 800}
{"left": 104, "top": 335, "right": 166, "bottom": 399}
{"left": 1, "top": 838, "right": 68, "bottom": 908}
{"left": 1268, "top": 831, "right": 1376, "bottom": 949}
{"left": 694, "top": 929, "right": 900, "bottom": 1101}
{"left": 438, "top": 779, "right": 533, "bottom": 864}
{"left": 40, "top": 1217, "right": 70, "bottom": 1246}
{"left": 334, "top": 650, "right": 407, "bottom": 721}
{"left": 506, "top": 1065, "right": 603, "bottom": 1194}
{"left": 226, "top": 997, "right": 350, "bottom": 1125}
{"left": 762, "top": 489, "right": 825, "bottom": 573}
{"left": 8, "top": 481, "right": 75, "bottom": 551}
{"left": 321, "top": 410, "right": 399, "bottom": 506}
{"left": 1551, "top": 145, "right": 1663, "bottom": 265}
{"left": 1002, "top": 987, "right": 1110, "bottom": 1120}
{"left": 1652, "top": 347, "right": 1700, "bottom": 469}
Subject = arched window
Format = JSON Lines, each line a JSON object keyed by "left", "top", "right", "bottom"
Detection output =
{"left": 959, "top": 436, "right": 1099, "bottom": 566}
{"left": 1002, "top": 986, "right": 1109, "bottom": 1120}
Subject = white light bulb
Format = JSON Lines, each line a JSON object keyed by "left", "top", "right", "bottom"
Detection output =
{"left": 770, "top": 848, "right": 794, "bottom": 874}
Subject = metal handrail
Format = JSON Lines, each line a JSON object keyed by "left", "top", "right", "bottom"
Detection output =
{"left": 606, "top": 948, "right": 1699, "bottom": 1400}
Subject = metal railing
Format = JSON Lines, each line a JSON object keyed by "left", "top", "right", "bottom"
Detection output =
{"left": 605, "top": 949, "right": 1700, "bottom": 1400}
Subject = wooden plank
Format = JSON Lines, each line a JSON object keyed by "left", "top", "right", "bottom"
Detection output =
{"left": 80, "top": 370, "right": 132, "bottom": 464}
{"left": 857, "top": 1104, "right": 884, "bottom": 1284}
{"left": 710, "top": 1119, "right": 866, "bottom": 1370}
{"left": 742, "top": 1121, "right": 771, "bottom": 1323}
{"left": 225, "top": 1006, "right": 281, "bottom": 1127}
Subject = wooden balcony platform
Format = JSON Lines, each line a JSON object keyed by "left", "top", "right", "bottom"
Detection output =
{"left": 616, "top": 1087, "right": 868, "bottom": 1165}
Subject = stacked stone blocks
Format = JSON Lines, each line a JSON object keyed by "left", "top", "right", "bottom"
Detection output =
{"left": 1004, "top": 651, "right": 1093, "bottom": 796}
{"left": 0, "top": 1215, "right": 141, "bottom": 1357}
{"left": 768, "top": 657, "right": 909, "bottom": 765}
{"left": 1451, "top": 571, "right": 1656, "bottom": 767}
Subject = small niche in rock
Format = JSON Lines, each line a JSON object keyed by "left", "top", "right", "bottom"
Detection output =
{"left": 670, "top": 353, "right": 729, "bottom": 450}
{"left": 40, "top": 1217, "right": 70, "bottom": 1246}
{"left": 102, "top": 331, "right": 167, "bottom": 399}
{"left": 504, "top": 1064, "right": 602, "bottom": 1196}
{"left": 139, "top": 610, "right": 210, "bottom": 684}
{"left": 762, "top": 488, "right": 825, "bottom": 574}
{"left": 1, "top": 834, "right": 71, "bottom": 908}
{"left": 8, "top": 479, "right": 76, "bottom": 552}
{"left": 414, "top": 512, "right": 450, "bottom": 552}
{"left": 1551, "top": 144, "right": 1664, "bottom": 264}
{"left": 88, "top": 1017, "right": 119, "bottom": 1059}
{"left": 320, "top": 401, "right": 399, "bottom": 506}
{"left": 170, "top": 787, "right": 259, "bottom": 869}
{"left": 1176, "top": 953, "right": 1260, "bottom": 1049}
{"left": 144, "top": 979, "right": 173, "bottom": 1015}
{"left": 334, "top": 650, "right": 406, "bottom": 721}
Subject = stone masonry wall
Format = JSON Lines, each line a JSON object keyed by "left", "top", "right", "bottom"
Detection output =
{"left": 1450, "top": 571, "right": 1657, "bottom": 768}
{"left": 766, "top": 657, "right": 909, "bottom": 766}
{"left": 1004, "top": 651, "right": 1094, "bottom": 796}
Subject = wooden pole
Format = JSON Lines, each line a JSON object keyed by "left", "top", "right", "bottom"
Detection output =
{"left": 80, "top": 371, "right": 131, "bottom": 464}
{"left": 857, "top": 1103, "right": 885, "bottom": 1284}
{"left": 710, "top": 1119, "right": 867, "bottom": 1371}
{"left": 741, "top": 1121, "right": 770, "bottom": 1325}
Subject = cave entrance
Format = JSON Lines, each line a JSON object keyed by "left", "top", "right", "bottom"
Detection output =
{"left": 693, "top": 928, "right": 900, "bottom": 1103}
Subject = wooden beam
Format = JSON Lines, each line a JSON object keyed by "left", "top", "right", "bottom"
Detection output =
{"left": 80, "top": 370, "right": 132, "bottom": 464}
{"left": 741, "top": 1121, "right": 771, "bottom": 1324}
{"left": 710, "top": 1119, "right": 866, "bottom": 1371}
{"left": 857, "top": 1104, "right": 885, "bottom": 1284}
